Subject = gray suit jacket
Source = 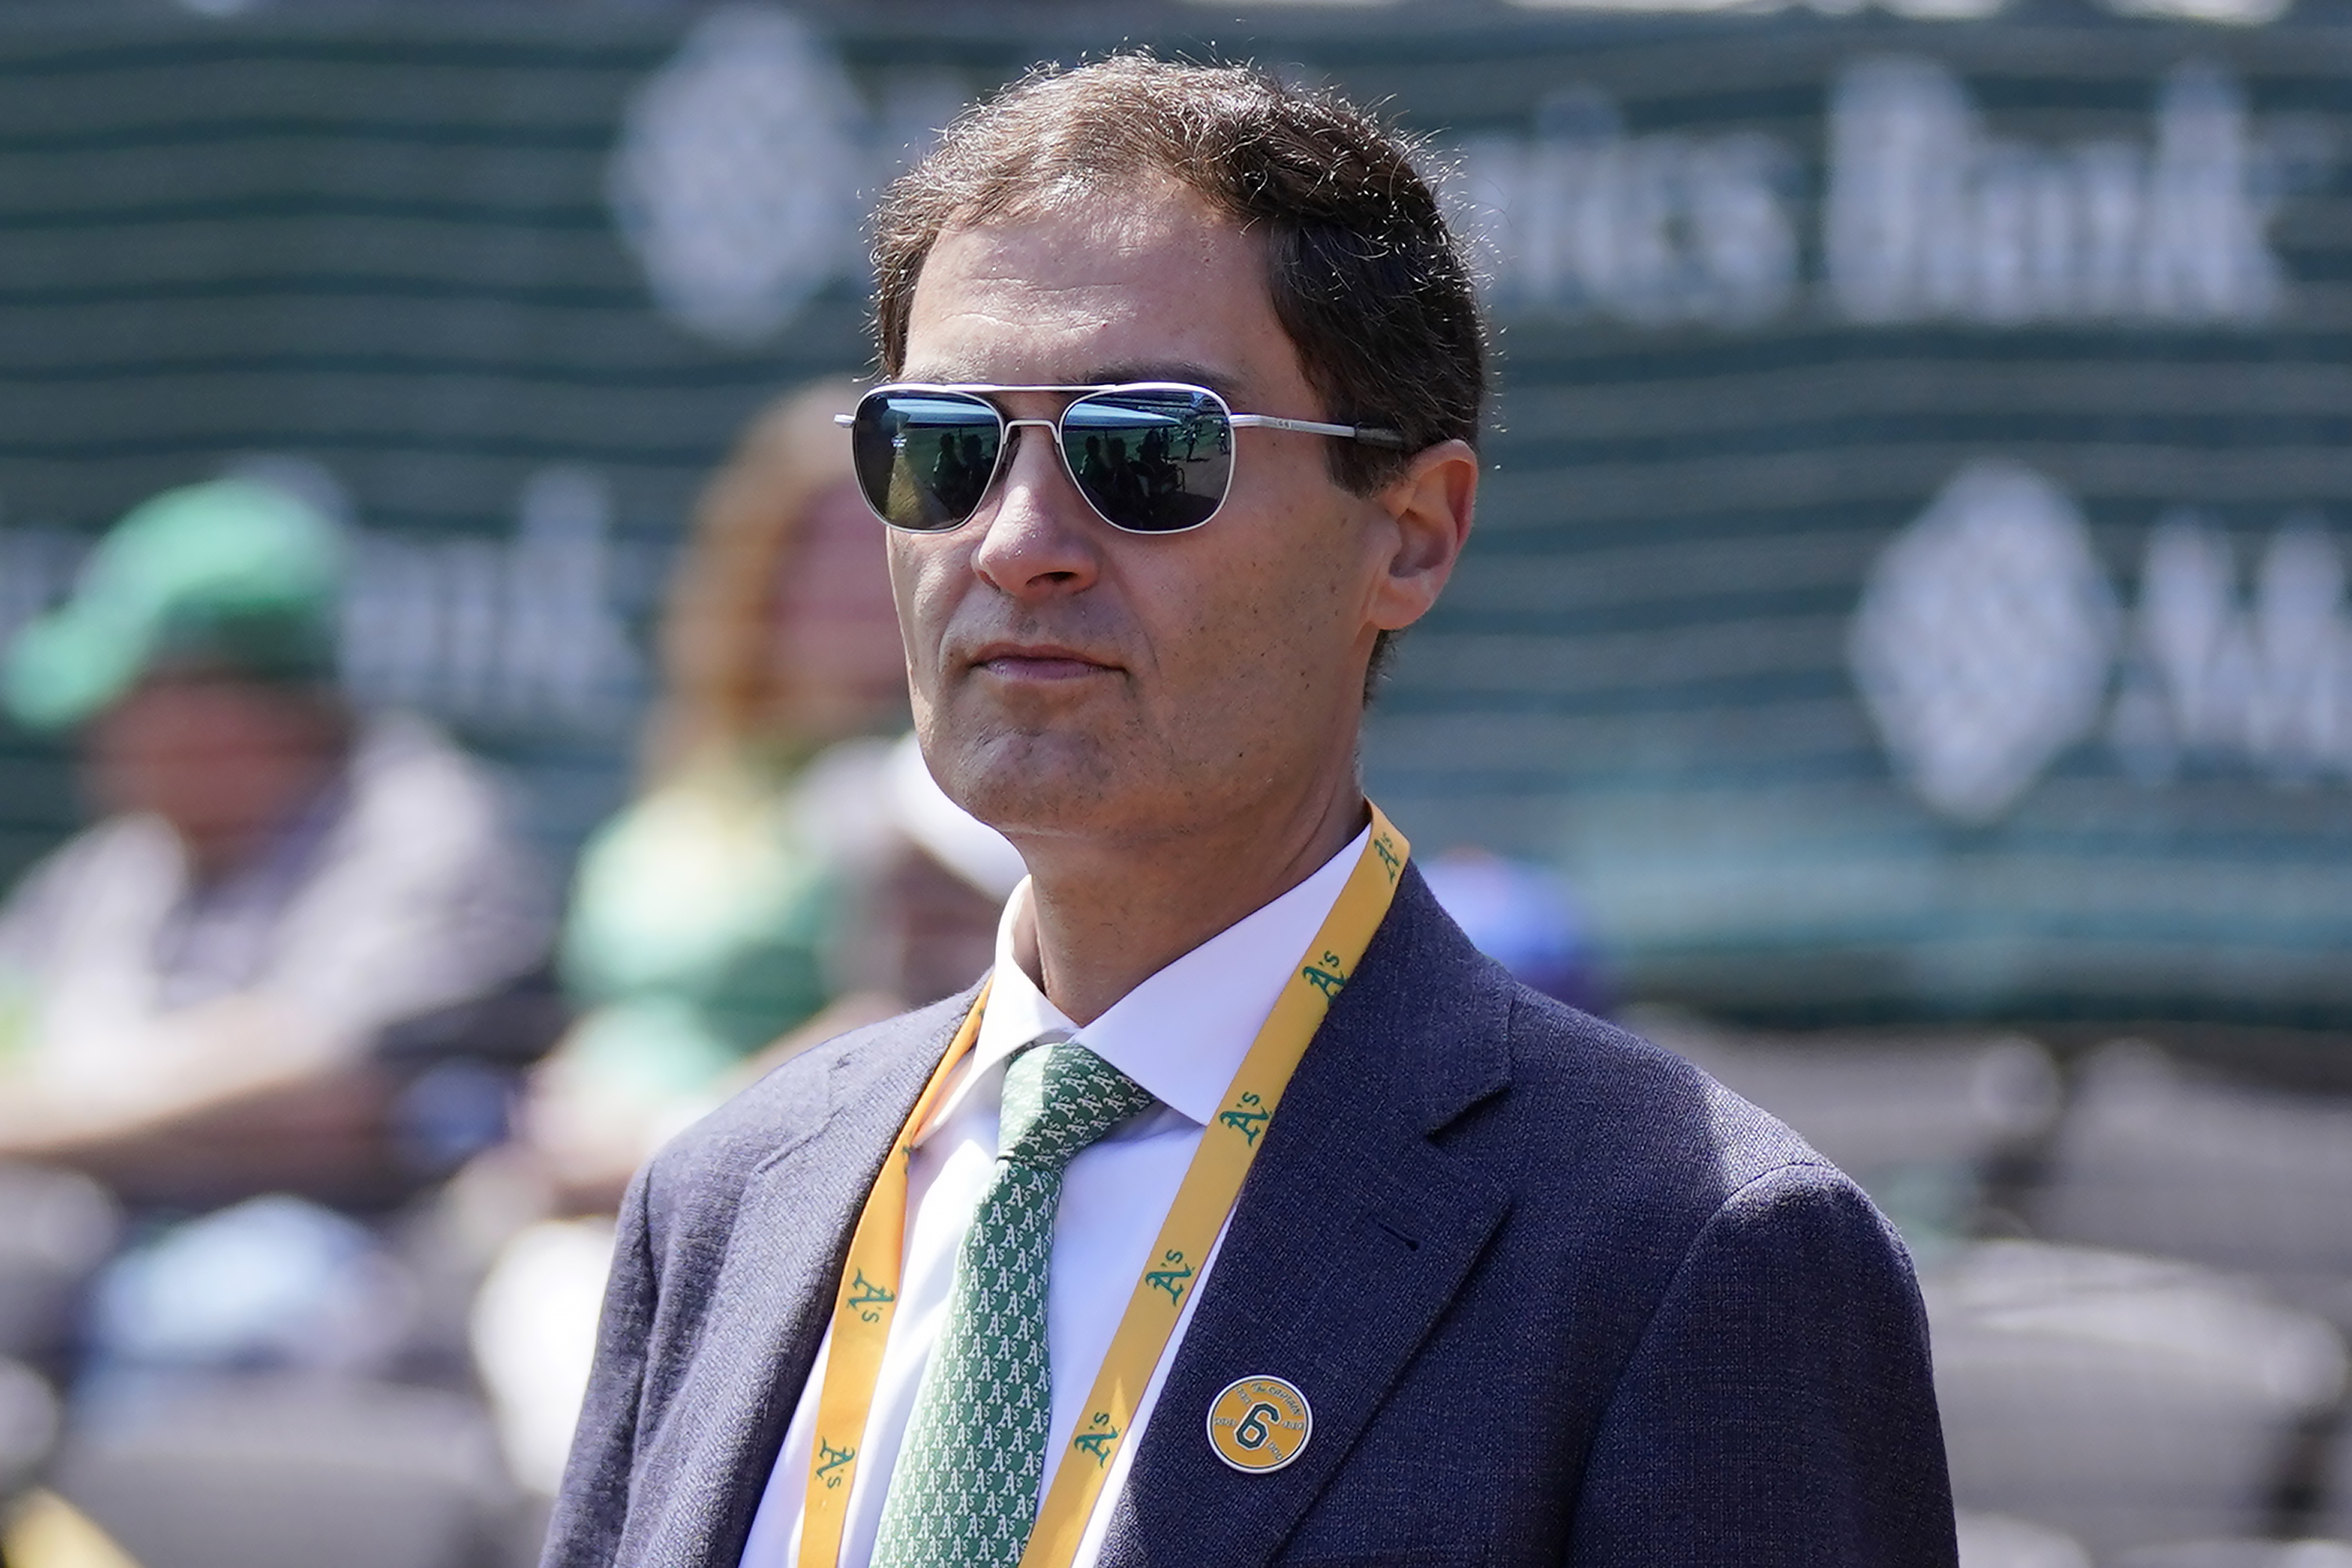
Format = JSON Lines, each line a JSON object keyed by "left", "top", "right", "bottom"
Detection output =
{"left": 545, "top": 867, "right": 1958, "bottom": 1567}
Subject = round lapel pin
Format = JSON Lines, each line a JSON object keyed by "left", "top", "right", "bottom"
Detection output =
{"left": 1206, "top": 1374, "right": 1312, "bottom": 1473}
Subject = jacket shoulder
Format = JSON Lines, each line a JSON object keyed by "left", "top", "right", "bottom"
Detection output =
{"left": 1505, "top": 988, "right": 1835, "bottom": 1206}
{"left": 1360, "top": 867, "right": 1840, "bottom": 1226}
{"left": 634, "top": 985, "right": 982, "bottom": 1243}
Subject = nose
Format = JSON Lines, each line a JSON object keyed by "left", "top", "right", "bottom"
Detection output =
{"left": 969, "top": 421, "right": 1102, "bottom": 599}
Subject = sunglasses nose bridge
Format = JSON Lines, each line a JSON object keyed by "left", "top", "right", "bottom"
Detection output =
{"left": 993, "top": 415, "right": 1084, "bottom": 506}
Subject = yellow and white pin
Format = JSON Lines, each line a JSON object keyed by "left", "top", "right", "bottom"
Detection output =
{"left": 1206, "top": 1374, "right": 1312, "bottom": 1473}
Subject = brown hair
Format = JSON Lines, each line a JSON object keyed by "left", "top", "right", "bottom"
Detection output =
{"left": 644, "top": 376, "right": 864, "bottom": 780}
{"left": 869, "top": 55, "right": 1486, "bottom": 497}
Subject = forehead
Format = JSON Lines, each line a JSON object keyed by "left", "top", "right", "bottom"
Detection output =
{"left": 900, "top": 183, "right": 1303, "bottom": 404}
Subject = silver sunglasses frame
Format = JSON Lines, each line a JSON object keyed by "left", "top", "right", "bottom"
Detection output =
{"left": 834, "top": 381, "right": 1407, "bottom": 535}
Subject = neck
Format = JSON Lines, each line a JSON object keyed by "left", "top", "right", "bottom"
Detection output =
{"left": 1013, "top": 769, "right": 1370, "bottom": 1026}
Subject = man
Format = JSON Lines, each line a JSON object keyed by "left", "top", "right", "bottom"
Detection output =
{"left": 548, "top": 56, "right": 1956, "bottom": 1568}
{"left": 0, "top": 477, "right": 557, "bottom": 1210}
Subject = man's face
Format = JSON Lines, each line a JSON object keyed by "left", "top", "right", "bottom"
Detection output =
{"left": 88, "top": 673, "right": 345, "bottom": 877}
{"left": 891, "top": 182, "right": 1400, "bottom": 851}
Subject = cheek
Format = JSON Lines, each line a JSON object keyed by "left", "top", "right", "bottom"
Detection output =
{"left": 887, "top": 539, "right": 956, "bottom": 684}
{"left": 1210, "top": 490, "right": 1365, "bottom": 658}
{"left": 1126, "top": 517, "right": 1355, "bottom": 728}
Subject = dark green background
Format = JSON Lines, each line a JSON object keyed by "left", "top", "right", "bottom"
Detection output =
{"left": 4, "top": 0, "right": 2350, "bottom": 1031}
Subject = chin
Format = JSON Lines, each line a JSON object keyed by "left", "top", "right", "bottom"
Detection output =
{"left": 929, "top": 725, "right": 1134, "bottom": 841}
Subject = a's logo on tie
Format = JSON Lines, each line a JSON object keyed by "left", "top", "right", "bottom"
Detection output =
{"left": 1300, "top": 952, "right": 1348, "bottom": 999}
{"left": 1207, "top": 1375, "right": 1312, "bottom": 1473}
{"left": 1144, "top": 1248, "right": 1196, "bottom": 1304}
{"left": 847, "top": 1269, "right": 895, "bottom": 1323}
{"left": 1073, "top": 1411, "right": 1120, "bottom": 1466}
{"left": 1372, "top": 833, "right": 1402, "bottom": 884}
{"left": 816, "top": 1438, "right": 857, "bottom": 1488}
{"left": 1217, "top": 1092, "right": 1271, "bottom": 1145}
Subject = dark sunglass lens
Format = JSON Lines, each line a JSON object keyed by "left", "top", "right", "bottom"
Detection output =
{"left": 1061, "top": 388, "right": 1231, "bottom": 532}
{"left": 851, "top": 392, "right": 1001, "bottom": 531}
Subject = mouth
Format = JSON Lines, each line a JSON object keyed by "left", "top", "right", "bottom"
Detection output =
{"left": 966, "top": 640, "right": 1122, "bottom": 683}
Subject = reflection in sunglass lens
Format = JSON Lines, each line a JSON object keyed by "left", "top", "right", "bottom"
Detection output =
{"left": 850, "top": 391, "right": 1004, "bottom": 532}
{"left": 1061, "top": 387, "right": 1232, "bottom": 533}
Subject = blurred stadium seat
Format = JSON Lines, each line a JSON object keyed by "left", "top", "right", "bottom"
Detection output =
{"left": 2035, "top": 1043, "right": 2352, "bottom": 1330}
{"left": 0, "top": 1164, "right": 119, "bottom": 1360}
{"left": 0, "top": 1356, "right": 60, "bottom": 1502}
{"left": 1634, "top": 1010, "right": 2060, "bottom": 1249}
{"left": 2109, "top": 1541, "right": 2352, "bottom": 1566}
{"left": 2315, "top": 1414, "right": 2352, "bottom": 1543}
{"left": 51, "top": 1375, "right": 517, "bottom": 1568}
{"left": 1957, "top": 1511, "right": 2093, "bottom": 1568}
{"left": 1925, "top": 1241, "right": 2347, "bottom": 1558}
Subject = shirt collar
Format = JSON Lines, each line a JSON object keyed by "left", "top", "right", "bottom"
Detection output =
{"left": 927, "top": 824, "right": 1371, "bottom": 1141}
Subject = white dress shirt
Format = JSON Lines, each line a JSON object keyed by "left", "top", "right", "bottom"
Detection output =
{"left": 739, "top": 826, "right": 1367, "bottom": 1568}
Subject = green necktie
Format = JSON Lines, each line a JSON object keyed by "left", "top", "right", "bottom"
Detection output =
{"left": 869, "top": 1036, "right": 1157, "bottom": 1568}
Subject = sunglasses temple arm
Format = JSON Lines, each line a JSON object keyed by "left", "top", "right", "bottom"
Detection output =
{"left": 1227, "top": 414, "right": 1408, "bottom": 448}
{"left": 833, "top": 413, "right": 855, "bottom": 426}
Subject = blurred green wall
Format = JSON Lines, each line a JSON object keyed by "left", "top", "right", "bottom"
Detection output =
{"left": 4, "top": 0, "right": 2350, "bottom": 1029}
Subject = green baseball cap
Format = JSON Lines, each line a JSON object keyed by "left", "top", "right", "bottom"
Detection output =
{"left": 4, "top": 478, "right": 345, "bottom": 732}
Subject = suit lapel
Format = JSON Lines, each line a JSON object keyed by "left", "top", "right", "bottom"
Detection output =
{"left": 623, "top": 989, "right": 979, "bottom": 1568}
{"left": 1102, "top": 871, "right": 1515, "bottom": 1567}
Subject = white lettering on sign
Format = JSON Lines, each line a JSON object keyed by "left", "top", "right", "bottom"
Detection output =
{"left": 1450, "top": 60, "right": 2321, "bottom": 329}
{"left": 1855, "top": 460, "right": 2352, "bottom": 818}
{"left": 0, "top": 464, "right": 646, "bottom": 736}
{"left": 1451, "top": 88, "right": 1802, "bottom": 326}
{"left": 1826, "top": 57, "right": 2290, "bottom": 325}
{"left": 608, "top": 5, "right": 972, "bottom": 347}
{"left": 2110, "top": 514, "right": 2352, "bottom": 782}
{"left": 608, "top": 7, "right": 869, "bottom": 347}
{"left": 1850, "top": 460, "right": 2123, "bottom": 822}
{"left": 340, "top": 467, "right": 644, "bottom": 731}
{"left": 0, "top": 523, "right": 86, "bottom": 656}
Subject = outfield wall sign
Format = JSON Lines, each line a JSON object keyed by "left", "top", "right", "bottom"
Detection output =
{"left": 2, "top": 5, "right": 2350, "bottom": 1024}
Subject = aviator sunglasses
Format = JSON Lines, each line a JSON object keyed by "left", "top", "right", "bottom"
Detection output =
{"left": 837, "top": 382, "right": 1406, "bottom": 535}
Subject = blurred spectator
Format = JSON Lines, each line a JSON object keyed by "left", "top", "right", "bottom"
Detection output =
{"left": 515, "top": 376, "right": 1011, "bottom": 1214}
{"left": 466, "top": 383, "right": 1019, "bottom": 1497}
{"left": 474, "top": 733, "right": 1021, "bottom": 1498}
{"left": 830, "top": 731, "right": 1025, "bottom": 1010}
{"left": 0, "top": 477, "right": 557, "bottom": 1217}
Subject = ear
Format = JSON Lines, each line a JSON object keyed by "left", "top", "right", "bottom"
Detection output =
{"left": 1368, "top": 438, "right": 1478, "bottom": 633}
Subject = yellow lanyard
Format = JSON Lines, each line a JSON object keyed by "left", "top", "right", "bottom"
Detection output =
{"left": 797, "top": 805, "right": 1410, "bottom": 1568}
